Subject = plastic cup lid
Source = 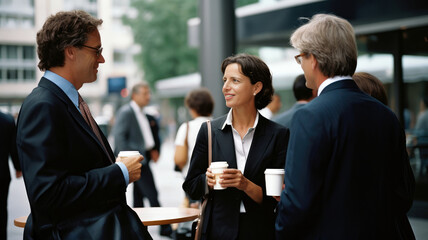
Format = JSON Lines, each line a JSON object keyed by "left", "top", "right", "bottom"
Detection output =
{"left": 264, "top": 168, "right": 285, "bottom": 174}
{"left": 118, "top": 151, "right": 140, "bottom": 157}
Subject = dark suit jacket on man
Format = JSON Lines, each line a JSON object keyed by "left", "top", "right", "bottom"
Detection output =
{"left": 183, "top": 114, "right": 289, "bottom": 240}
{"left": 0, "top": 111, "right": 20, "bottom": 183}
{"left": 275, "top": 80, "right": 415, "bottom": 239}
{"left": 113, "top": 103, "right": 161, "bottom": 208}
{"left": 0, "top": 111, "right": 20, "bottom": 239}
{"left": 113, "top": 103, "right": 160, "bottom": 159}
{"left": 16, "top": 78, "right": 152, "bottom": 240}
{"left": 273, "top": 102, "right": 306, "bottom": 128}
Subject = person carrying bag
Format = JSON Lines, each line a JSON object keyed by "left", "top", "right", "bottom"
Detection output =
{"left": 183, "top": 54, "right": 288, "bottom": 240}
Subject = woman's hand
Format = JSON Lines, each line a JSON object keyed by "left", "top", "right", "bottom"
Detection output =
{"left": 219, "top": 169, "right": 248, "bottom": 191}
{"left": 220, "top": 168, "right": 263, "bottom": 204}
{"left": 206, "top": 168, "right": 215, "bottom": 189}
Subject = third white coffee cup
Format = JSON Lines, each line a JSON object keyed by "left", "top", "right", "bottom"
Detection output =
{"left": 264, "top": 168, "right": 285, "bottom": 196}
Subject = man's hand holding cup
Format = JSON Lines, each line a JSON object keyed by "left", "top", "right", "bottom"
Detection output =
{"left": 117, "top": 151, "right": 143, "bottom": 183}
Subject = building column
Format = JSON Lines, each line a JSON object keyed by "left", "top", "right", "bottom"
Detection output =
{"left": 199, "top": 0, "right": 236, "bottom": 117}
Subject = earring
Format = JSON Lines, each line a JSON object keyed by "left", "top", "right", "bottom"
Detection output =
{"left": 253, "top": 92, "right": 256, "bottom": 96}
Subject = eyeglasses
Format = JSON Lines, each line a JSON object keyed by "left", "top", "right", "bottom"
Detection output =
{"left": 81, "top": 44, "right": 103, "bottom": 57}
{"left": 294, "top": 53, "right": 306, "bottom": 64}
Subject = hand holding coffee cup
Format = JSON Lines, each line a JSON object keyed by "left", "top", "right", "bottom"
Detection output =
{"left": 209, "top": 161, "right": 229, "bottom": 190}
{"left": 264, "top": 169, "right": 285, "bottom": 196}
{"left": 117, "top": 151, "right": 143, "bottom": 183}
{"left": 219, "top": 169, "right": 249, "bottom": 191}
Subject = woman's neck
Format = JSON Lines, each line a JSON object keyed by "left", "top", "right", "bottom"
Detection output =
{"left": 232, "top": 107, "right": 258, "bottom": 137}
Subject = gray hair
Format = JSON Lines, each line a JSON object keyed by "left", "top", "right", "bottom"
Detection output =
{"left": 131, "top": 82, "right": 150, "bottom": 95}
{"left": 290, "top": 14, "right": 357, "bottom": 77}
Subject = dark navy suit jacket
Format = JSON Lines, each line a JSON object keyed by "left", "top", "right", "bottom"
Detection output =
{"left": 183, "top": 114, "right": 289, "bottom": 240}
{"left": 16, "top": 78, "right": 152, "bottom": 240}
{"left": 275, "top": 80, "right": 415, "bottom": 239}
{"left": 0, "top": 111, "right": 20, "bottom": 182}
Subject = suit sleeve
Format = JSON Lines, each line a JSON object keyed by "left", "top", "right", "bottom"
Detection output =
{"left": 394, "top": 128, "right": 415, "bottom": 213}
{"left": 8, "top": 114, "right": 20, "bottom": 171}
{"left": 113, "top": 107, "right": 131, "bottom": 155}
{"left": 183, "top": 122, "right": 209, "bottom": 200}
{"left": 17, "top": 100, "right": 125, "bottom": 213}
{"left": 276, "top": 108, "right": 329, "bottom": 238}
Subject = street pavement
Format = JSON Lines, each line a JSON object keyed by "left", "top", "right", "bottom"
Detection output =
{"left": 6, "top": 138, "right": 428, "bottom": 239}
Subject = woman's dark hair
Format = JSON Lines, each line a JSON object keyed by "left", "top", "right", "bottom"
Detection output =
{"left": 36, "top": 10, "right": 103, "bottom": 71}
{"left": 185, "top": 88, "right": 214, "bottom": 117}
{"left": 221, "top": 53, "right": 273, "bottom": 109}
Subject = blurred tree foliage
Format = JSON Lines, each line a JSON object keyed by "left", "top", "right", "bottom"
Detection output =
{"left": 123, "top": 0, "right": 198, "bottom": 87}
{"left": 123, "top": 0, "right": 258, "bottom": 87}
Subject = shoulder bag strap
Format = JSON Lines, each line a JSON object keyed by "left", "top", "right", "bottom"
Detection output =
{"left": 194, "top": 120, "right": 212, "bottom": 240}
{"left": 207, "top": 120, "right": 212, "bottom": 166}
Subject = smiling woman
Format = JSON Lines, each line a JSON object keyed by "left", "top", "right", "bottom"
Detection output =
{"left": 183, "top": 53, "right": 289, "bottom": 240}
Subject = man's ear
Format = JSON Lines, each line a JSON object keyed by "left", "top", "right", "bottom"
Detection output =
{"left": 64, "top": 46, "right": 76, "bottom": 61}
{"left": 311, "top": 54, "right": 317, "bottom": 70}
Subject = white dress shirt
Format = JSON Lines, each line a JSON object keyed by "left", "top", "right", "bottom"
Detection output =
{"left": 221, "top": 109, "right": 259, "bottom": 212}
{"left": 317, "top": 75, "right": 352, "bottom": 96}
{"left": 130, "top": 101, "right": 155, "bottom": 150}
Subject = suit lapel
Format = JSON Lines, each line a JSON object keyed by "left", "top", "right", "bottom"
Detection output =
{"left": 39, "top": 78, "right": 114, "bottom": 163}
{"left": 244, "top": 116, "right": 272, "bottom": 178}
{"left": 213, "top": 117, "right": 237, "bottom": 169}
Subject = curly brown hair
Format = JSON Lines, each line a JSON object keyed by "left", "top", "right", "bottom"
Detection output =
{"left": 36, "top": 10, "right": 103, "bottom": 71}
{"left": 221, "top": 53, "right": 273, "bottom": 110}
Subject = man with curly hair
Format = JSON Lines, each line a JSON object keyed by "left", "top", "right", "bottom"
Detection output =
{"left": 16, "top": 10, "right": 152, "bottom": 240}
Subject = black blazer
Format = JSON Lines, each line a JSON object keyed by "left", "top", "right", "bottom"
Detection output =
{"left": 16, "top": 78, "right": 152, "bottom": 240}
{"left": 183, "top": 114, "right": 289, "bottom": 240}
{"left": 0, "top": 111, "right": 20, "bottom": 182}
{"left": 275, "top": 80, "right": 415, "bottom": 239}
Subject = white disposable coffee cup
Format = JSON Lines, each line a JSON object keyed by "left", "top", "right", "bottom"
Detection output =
{"left": 118, "top": 151, "right": 140, "bottom": 158}
{"left": 210, "top": 161, "right": 229, "bottom": 190}
{"left": 264, "top": 169, "right": 285, "bottom": 196}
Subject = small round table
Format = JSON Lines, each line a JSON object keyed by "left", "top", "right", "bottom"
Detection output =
{"left": 14, "top": 207, "right": 200, "bottom": 228}
{"left": 134, "top": 207, "right": 200, "bottom": 226}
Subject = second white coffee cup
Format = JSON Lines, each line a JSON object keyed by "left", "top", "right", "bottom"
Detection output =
{"left": 264, "top": 168, "right": 285, "bottom": 196}
{"left": 210, "top": 161, "right": 229, "bottom": 190}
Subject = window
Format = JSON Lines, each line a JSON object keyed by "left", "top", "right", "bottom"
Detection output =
{"left": 23, "top": 46, "right": 34, "bottom": 59}
{"left": 23, "top": 69, "right": 35, "bottom": 81}
{"left": 6, "top": 69, "right": 18, "bottom": 80}
{"left": 6, "top": 46, "right": 18, "bottom": 59}
{"left": 0, "top": 45, "right": 36, "bottom": 83}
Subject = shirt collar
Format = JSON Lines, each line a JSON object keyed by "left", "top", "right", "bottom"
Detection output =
{"left": 44, "top": 70, "right": 79, "bottom": 110}
{"left": 318, "top": 75, "right": 352, "bottom": 96}
{"left": 221, "top": 108, "right": 259, "bottom": 130}
{"left": 130, "top": 100, "right": 143, "bottom": 113}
